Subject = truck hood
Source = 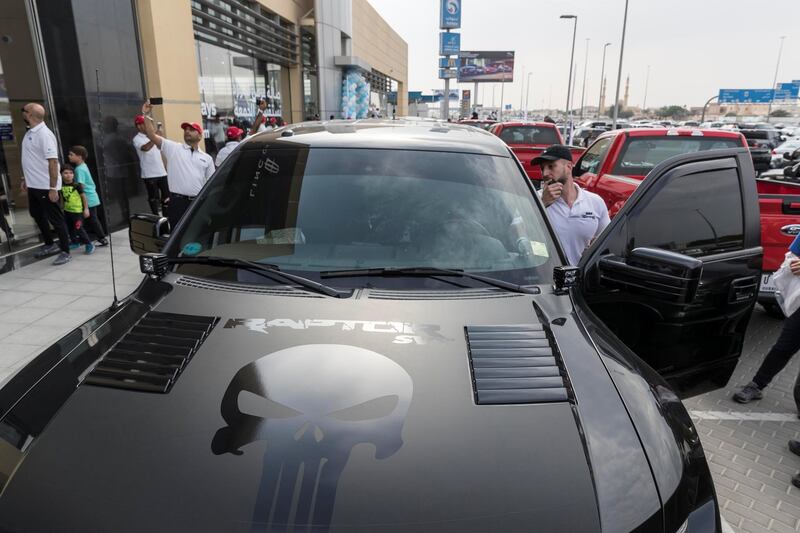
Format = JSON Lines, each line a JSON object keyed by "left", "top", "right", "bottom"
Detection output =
{"left": 0, "top": 276, "right": 656, "bottom": 532}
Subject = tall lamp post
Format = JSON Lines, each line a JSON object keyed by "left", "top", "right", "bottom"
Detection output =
{"left": 560, "top": 14, "right": 578, "bottom": 143}
{"left": 642, "top": 65, "right": 650, "bottom": 114}
{"left": 597, "top": 42, "right": 611, "bottom": 118}
{"left": 611, "top": 0, "right": 629, "bottom": 130}
{"left": 579, "top": 38, "right": 590, "bottom": 120}
{"left": 766, "top": 35, "right": 786, "bottom": 123}
{"left": 525, "top": 71, "right": 533, "bottom": 119}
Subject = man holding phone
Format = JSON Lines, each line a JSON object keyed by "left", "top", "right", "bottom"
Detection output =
{"left": 140, "top": 99, "right": 215, "bottom": 229}
{"left": 533, "top": 145, "right": 609, "bottom": 265}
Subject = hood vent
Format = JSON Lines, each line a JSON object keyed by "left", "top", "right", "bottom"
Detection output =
{"left": 465, "top": 324, "right": 570, "bottom": 404}
{"left": 368, "top": 288, "right": 521, "bottom": 300}
{"left": 176, "top": 276, "right": 324, "bottom": 298}
{"left": 84, "top": 311, "right": 219, "bottom": 393}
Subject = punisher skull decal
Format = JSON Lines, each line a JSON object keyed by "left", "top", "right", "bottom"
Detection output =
{"left": 211, "top": 344, "right": 413, "bottom": 531}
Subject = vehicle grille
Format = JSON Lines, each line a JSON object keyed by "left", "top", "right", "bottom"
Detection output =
{"left": 176, "top": 275, "right": 324, "bottom": 298}
{"left": 83, "top": 311, "right": 219, "bottom": 393}
{"left": 368, "top": 288, "right": 522, "bottom": 300}
{"left": 465, "top": 324, "right": 570, "bottom": 404}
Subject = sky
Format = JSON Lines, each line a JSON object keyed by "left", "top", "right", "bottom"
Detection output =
{"left": 367, "top": 0, "right": 800, "bottom": 111}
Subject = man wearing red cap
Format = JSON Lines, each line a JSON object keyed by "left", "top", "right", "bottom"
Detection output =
{"left": 133, "top": 115, "right": 169, "bottom": 215}
{"left": 215, "top": 126, "right": 243, "bottom": 166}
{"left": 140, "top": 100, "right": 215, "bottom": 229}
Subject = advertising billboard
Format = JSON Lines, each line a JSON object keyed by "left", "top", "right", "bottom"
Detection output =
{"left": 440, "top": 0, "right": 461, "bottom": 29}
{"left": 718, "top": 88, "right": 774, "bottom": 104}
{"left": 457, "top": 51, "right": 515, "bottom": 83}
{"left": 439, "top": 32, "right": 460, "bottom": 56}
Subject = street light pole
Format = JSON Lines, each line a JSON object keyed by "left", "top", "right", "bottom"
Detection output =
{"left": 525, "top": 71, "right": 533, "bottom": 120}
{"left": 520, "top": 65, "right": 525, "bottom": 116}
{"left": 700, "top": 95, "right": 718, "bottom": 124}
{"left": 597, "top": 42, "right": 611, "bottom": 119}
{"left": 611, "top": 0, "right": 629, "bottom": 130}
{"left": 766, "top": 35, "right": 786, "bottom": 123}
{"left": 642, "top": 65, "right": 650, "bottom": 114}
{"left": 561, "top": 14, "right": 578, "bottom": 143}
{"left": 580, "top": 38, "right": 590, "bottom": 120}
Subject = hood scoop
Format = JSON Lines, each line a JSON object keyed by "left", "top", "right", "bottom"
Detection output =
{"left": 83, "top": 311, "right": 219, "bottom": 393}
{"left": 465, "top": 324, "right": 571, "bottom": 404}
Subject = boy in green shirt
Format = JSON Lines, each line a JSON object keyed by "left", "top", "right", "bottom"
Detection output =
{"left": 67, "top": 145, "right": 108, "bottom": 246}
{"left": 60, "top": 165, "right": 95, "bottom": 255}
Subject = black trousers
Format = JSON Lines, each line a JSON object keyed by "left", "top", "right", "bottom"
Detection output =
{"left": 167, "top": 193, "right": 193, "bottom": 231}
{"left": 64, "top": 211, "right": 92, "bottom": 245}
{"left": 144, "top": 177, "right": 170, "bottom": 215}
{"left": 86, "top": 206, "right": 106, "bottom": 240}
{"left": 28, "top": 188, "right": 70, "bottom": 253}
{"left": 753, "top": 307, "right": 800, "bottom": 408}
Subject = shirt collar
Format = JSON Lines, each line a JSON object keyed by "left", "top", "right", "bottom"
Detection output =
{"left": 554, "top": 182, "right": 585, "bottom": 206}
{"left": 28, "top": 122, "right": 45, "bottom": 133}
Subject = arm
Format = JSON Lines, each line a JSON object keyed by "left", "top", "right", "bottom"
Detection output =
{"left": 47, "top": 159, "right": 59, "bottom": 202}
{"left": 140, "top": 101, "right": 163, "bottom": 149}
{"left": 249, "top": 112, "right": 264, "bottom": 136}
{"left": 80, "top": 192, "right": 90, "bottom": 218}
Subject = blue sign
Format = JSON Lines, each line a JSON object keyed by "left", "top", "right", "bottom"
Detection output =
{"left": 505, "top": 104, "right": 512, "bottom": 110}
{"left": 440, "top": 0, "right": 461, "bottom": 29}
{"left": 439, "top": 57, "right": 459, "bottom": 69}
{"left": 0, "top": 124, "right": 12, "bottom": 141}
{"left": 718, "top": 89, "right": 775, "bottom": 104}
{"left": 438, "top": 68, "right": 457, "bottom": 79}
{"left": 774, "top": 82, "right": 800, "bottom": 101}
{"left": 439, "top": 32, "right": 460, "bottom": 56}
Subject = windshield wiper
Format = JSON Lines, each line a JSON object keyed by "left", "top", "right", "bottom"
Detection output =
{"left": 319, "top": 267, "right": 539, "bottom": 295}
{"left": 169, "top": 256, "right": 347, "bottom": 298}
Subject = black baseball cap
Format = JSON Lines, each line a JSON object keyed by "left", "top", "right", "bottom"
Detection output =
{"left": 531, "top": 145, "right": 573, "bottom": 166}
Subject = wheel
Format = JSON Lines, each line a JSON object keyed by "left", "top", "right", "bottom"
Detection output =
{"left": 762, "top": 303, "right": 785, "bottom": 319}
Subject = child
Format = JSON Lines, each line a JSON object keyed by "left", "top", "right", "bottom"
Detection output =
{"left": 67, "top": 145, "right": 108, "bottom": 246}
{"left": 60, "top": 165, "right": 95, "bottom": 255}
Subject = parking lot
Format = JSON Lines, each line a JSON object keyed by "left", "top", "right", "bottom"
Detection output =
{"left": 687, "top": 308, "right": 800, "bottom": 532}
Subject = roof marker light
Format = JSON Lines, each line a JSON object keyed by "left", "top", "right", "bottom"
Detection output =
{"left": 666, "top": 128, "right": 680, "bottom": 136}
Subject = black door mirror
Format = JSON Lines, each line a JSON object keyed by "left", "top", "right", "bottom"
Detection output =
{"left": 597, "top": 247, "right": 702, "bottom": 304}
{"left": 129, "top": 213, "right": 169, "bottom": 255}
{"left": 784, "top": 152, "right": 792, "bottom": 160}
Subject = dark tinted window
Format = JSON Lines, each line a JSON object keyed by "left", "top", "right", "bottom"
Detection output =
{"left": 741, "top": 130, "right": 769, "bottom": 140}
{"left": 612, "top": 136, "right": 743, "bottom": 175}
{"left": 629, "top": 167, "right": 744, "bottom": 256}
{"left": 498, "top": 126, "right": 559, "bottom": 145}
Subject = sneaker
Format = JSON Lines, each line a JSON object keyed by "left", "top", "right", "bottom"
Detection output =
{"left": 790, "top": 440, "right": 800, "bottom": 457}
{"left": 34, "top": 243, "right": 60, "bottom": 258}
{"left": 95, "top": 238, "right": 109, "bottom": 247}
{"left": 732, "top": 382, "right": 764, "bottom": 403}
{"left": 794, "top": 473, "right": 800, "bottom": 489}
{"left": 84, "top": 243, "right": 95, "bottom": 255}
{"left": 68, "top": 242, "right": 81, "bottom": 250}
{"left": 52, "top": 252, "right": 72, "bottom": 266}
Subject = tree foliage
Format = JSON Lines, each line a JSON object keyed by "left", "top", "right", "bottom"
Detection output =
{"left": 655, "top": 105, "right": 689, "bottom": 119}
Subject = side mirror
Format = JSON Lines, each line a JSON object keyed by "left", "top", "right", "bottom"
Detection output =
{"left": 597, "top": 247, "right": 702, "bottom": 304}
{"left": 784, "top": 152, "right": 792, "bottom": 160}
{"left": 129, "top": 213, "right": 169, "bottom": 255}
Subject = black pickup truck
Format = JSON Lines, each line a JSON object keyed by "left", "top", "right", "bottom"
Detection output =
{"left": 741, "top": 129, "right": 781, "bottom": 172}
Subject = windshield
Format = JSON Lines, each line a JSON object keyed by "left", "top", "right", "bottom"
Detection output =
{"left": 498, "top": 126, "right": 560, "bottom": 145}
{"left": 171, "top": 147, "right": 559, "bottom": 288}
{"left": 612, "top": 136, "right": 743, "bottom": 175}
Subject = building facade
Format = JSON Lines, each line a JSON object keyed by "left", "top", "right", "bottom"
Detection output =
{"left": 0, "top": 0, "right": 407, "bottom": 266}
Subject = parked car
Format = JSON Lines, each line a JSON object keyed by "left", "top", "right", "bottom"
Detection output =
{"left": 572, "top": 127, "right": 606, "bottom": 147}
{"left": 574, "top": 127, "right": 799, "bottom": 318}
{"left": 771, "top": 140, "right": 800, "bottom": 168}
{"left": 457, "top": 118, "right": 496, "bottom": 130}
{"left": 0, "top": 119, "right": 760, "bottom": 532}
{"left": 488, "top": 121, "right": 584, "bottom": 186}
{"left": 740, "top": 129, "right": 781, "bottom": 171}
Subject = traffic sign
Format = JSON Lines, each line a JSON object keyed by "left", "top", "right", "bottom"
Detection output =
{"left": 718, "top": 89, "right": 774, "bottom": 104}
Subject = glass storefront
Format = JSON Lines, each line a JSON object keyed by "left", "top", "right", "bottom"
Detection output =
{"left": 196, "top": 40, "right": 285, "bottom": 158}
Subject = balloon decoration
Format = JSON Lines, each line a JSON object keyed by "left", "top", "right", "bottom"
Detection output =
{"left": 341, "top": 69, "right": 370, "bottom": 119}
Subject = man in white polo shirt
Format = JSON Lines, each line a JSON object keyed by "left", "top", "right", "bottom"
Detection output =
{"left": 535, "top": 145, "right": 610, "bottom": 265}
{"left": 140, "top": 101, "right": 215, "bottom": 229}
{"left": 133, "top": 115, "right": 169, "bottom": 216}
{"left": 20, "top": 102, "right": 72, "bottom": 265}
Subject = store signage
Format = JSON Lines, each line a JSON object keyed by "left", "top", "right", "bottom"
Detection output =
{"left": 438, "top": 69, "right": 457, "bottom": 80}
{"left": 200, "top": 102, "right": 218, "bottom": 118}
{"left": 440, "top": 0, "right": 461, "bottom": 29}
{"left": 439, "top": 32, "right": 460, "bottom": 56}
{"left": 439, "top": 57, "right": 458, "bottom": 69}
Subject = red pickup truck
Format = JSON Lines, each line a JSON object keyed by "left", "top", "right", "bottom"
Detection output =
{"left": 488, "top": 122, "right": 584, "bottom": 185}
{"left": 573, "top": 128, "right": 800, "bottom": 317}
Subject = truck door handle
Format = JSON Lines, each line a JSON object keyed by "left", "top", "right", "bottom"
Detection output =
{"left": 782, "top": 200, "right": 800, "bottom": 215}
{"left": 728, "top": 277, "right": 758, "bottom": 303}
